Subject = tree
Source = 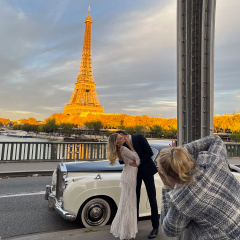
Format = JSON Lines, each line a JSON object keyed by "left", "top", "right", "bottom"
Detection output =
{"left": 0, "top": 118, "right": 10, "bottom": 126}
{"left": 84, "top": 121, "right": 93, "bottom": 129}
{"left": 92, "top": 121, "right": 103, "bottom": 134}
{"left": 105, "top": 130, "right": 111, "bottom": 137}
{"left": 60, "top": 123, "right": 74, "bottom": 136}
{"left": 44, "top": 118, "right": 58, "bottom": 133}
{"left": 150, "top": 125, "right": 163, "bottom": 138}
{"left": 230, "top": 131, "right": 240, "bottom": 142}
{"left": 27, "top": 117, "right": 38, "bottom": 125}
{"left": 84, "top": 120, "right": 103, "bottom": 134}
{"left": 124, "top": 127, "right": 135, "bottom": 135}
{"left": 135, "top": 125, "right": 143, "bottom": 134}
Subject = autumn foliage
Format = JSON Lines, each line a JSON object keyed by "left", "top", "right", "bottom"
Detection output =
{"left": 2, "top": 113, "right": 240, "bottom": 135}
{"left": 0, "top": 118, "right": 10, "bottom": 126}
{"left": 213, "top": 114, "right": 240, "bottom": 133}
{"left": 41, "top": 113, "right": 178, "bottom": 132}
{"left": 18, "top": 118, "right": 40, "bottom": 125}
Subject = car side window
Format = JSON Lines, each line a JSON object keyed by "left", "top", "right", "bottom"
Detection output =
{"left": 151, "top": 147, "right": 159, "bottom": 165}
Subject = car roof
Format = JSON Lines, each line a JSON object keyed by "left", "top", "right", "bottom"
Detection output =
{"left": 148, "top": 140, "right": 172, "bottom": 151}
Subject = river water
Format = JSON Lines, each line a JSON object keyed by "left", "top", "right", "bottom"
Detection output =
{"left": 0, "top": 135, "right": 52, "bottom": 142}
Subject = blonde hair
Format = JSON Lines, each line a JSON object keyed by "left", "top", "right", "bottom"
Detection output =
{"left": 107, "top": 133, "right": 119, "bottom": 166}
{"left": 157, "top": 147, "right": 197, "bottom": 185}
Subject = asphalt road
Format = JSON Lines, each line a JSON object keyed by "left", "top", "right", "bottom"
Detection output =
{"left": 0, "top": 176, "right": 153, "bottom": 239}
{"left": 0, "top": 176, "right": 78, "bottom": 239}
{"left": 1, "top": 164, "right": 239, "bottom": 239}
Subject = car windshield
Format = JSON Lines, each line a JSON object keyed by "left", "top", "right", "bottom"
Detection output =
{"left": 151, "top": 147, "right": 159, "bottom": 163}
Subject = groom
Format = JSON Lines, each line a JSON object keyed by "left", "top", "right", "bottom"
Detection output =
{"left": 116, "top": 130, "right": 159, "bottom": 239}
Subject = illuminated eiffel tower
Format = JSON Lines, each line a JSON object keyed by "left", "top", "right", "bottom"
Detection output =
{"left": 63, "top": 6, "right": 104, "bottom": 116}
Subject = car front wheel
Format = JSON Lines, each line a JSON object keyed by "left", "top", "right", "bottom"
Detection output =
{"left": 77, "top": 197, "right": 115, "bottom": 228}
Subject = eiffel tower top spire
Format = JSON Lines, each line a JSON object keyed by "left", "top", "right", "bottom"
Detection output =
{"left": 77, "top": 5, "right": 93, "bottom": 83}
{"left": 63, "top": 6, "right": 104, "bottom": 116}
{"left": 88, "top": 5, "right": 90, "bottom": 16}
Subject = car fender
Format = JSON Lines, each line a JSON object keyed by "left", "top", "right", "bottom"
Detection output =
{"left": 63, "top": 174, "right": 122, "bottom": 215}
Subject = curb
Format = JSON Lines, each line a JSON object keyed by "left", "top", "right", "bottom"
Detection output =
{"left": 6, "top": 225, "right": 111, "bottom": 240}
{"left": 0, "top": 170, "right": 53, "bottom": 178}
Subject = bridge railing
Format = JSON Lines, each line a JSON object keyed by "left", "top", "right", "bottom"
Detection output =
{"left": 0, "top": 141, "right": 239, "bottom": 162}
{"left": 0, "top": 142, "right": 107, "bottom": 162}
{"left": 225, "top": 143, "right": 240, "bottom": 158}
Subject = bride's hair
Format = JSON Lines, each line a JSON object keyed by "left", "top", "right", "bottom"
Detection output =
{"left": 107, "top": 133, "right": 119, "bottom": 166}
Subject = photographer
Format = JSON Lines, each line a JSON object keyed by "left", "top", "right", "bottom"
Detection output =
{"left": 157, "top": 135, "right": 240, "bottom": 240}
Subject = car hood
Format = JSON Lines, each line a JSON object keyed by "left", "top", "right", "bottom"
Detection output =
{"left": 65, "top": 160, "right": 123, "bottom": 172}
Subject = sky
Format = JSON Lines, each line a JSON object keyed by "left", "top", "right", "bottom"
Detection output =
{"left": 0, "top": 0, "right": 239, "bottom": 121}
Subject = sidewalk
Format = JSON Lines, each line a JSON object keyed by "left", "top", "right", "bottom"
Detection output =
{"left": 0, "top": 162, "right": 57, "bottom": 177}
{"left": 7, "top": 220, "right": 177, "bottom": 240}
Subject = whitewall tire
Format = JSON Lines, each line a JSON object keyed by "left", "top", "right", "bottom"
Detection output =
{"left": 77, "top": 197, "right": 115, "bottom": 228}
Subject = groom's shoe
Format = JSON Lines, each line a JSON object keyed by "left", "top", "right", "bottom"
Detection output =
{"left": 148, "top": 228, "right": 159, "bottom": 239}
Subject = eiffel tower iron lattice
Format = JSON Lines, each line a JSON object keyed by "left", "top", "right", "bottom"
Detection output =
{"left": 63, "top": 6, "right": 104, "bottom": 116}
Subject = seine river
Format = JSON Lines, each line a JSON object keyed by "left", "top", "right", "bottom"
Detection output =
{"left": 0, "top": 135, "right": 50, "bottom": 142}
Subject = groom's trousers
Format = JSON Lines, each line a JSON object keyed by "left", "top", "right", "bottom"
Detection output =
{"left": 136, "top": 170, "right": 159, "bottom": 229}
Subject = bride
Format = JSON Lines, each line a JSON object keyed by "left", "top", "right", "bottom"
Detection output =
{"left": 107, "top": 133, "right": 140, "bottom": 240}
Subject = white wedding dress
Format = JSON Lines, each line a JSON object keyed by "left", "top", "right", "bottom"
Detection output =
{"left": 110, "top": 146, "right": 140, "bottom": 240}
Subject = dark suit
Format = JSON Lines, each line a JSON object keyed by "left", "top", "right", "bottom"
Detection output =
{"left": 120, "top": 134, "right": 159, "bottom": 229}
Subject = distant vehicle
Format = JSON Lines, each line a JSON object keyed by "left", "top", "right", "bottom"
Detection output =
{"left": 6, "top": 130, "right": 31, "bottom": 138}
{"left": 45, "top": 140, "right": 240, "bottom": 228}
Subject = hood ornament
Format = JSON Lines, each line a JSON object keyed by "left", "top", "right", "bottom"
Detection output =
{"left": 95, "top": 174, "right": 102, "bottom": 180}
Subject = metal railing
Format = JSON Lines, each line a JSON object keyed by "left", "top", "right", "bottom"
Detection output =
{"left": 225, "top": 143, "right": 240, "bottom": 158}
{"left": 0, "top": 142, "right": 107, "bottom": 162}
{"left": 0, "top": 141, "right": 239, "bottom": 162}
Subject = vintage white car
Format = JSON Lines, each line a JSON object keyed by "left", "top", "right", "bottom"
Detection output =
{"left": 45, "top": 140, "right": 240, "bottom": 228}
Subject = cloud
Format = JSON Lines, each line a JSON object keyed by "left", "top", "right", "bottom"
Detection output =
{"left": 2, "top": 110, "right": 37, "bottom": 115}
{"left": 122, "top": 108, "right": 144, "bottom": 112}
{"left": 0, "top": 0, "right": 239, "bottom": 121}
{"left": 0, "top": 107, "right": 50, "bottom": 121}
{"left": 40, "top": 106, "right": 63, "bottom": 111}
{"left": 154, "top": 101, "right": 177, "bottom": 107}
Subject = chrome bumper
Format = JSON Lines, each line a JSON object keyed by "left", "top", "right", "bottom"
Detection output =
{"left": 45, "top": 185, "right": 76, "bottom": 221}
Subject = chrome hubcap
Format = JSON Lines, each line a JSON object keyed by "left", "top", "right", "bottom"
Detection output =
{"left": 84, "top": 200, "right": 108, "bottom": 226}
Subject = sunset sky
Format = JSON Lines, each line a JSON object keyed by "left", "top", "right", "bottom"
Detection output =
{"left": 0, "top": 0, "right": 239, "bottom": 121}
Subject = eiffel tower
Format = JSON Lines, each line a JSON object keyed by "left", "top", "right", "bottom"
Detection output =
{"left": 63, "top": 6, "right": 104, "bottom": 116}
